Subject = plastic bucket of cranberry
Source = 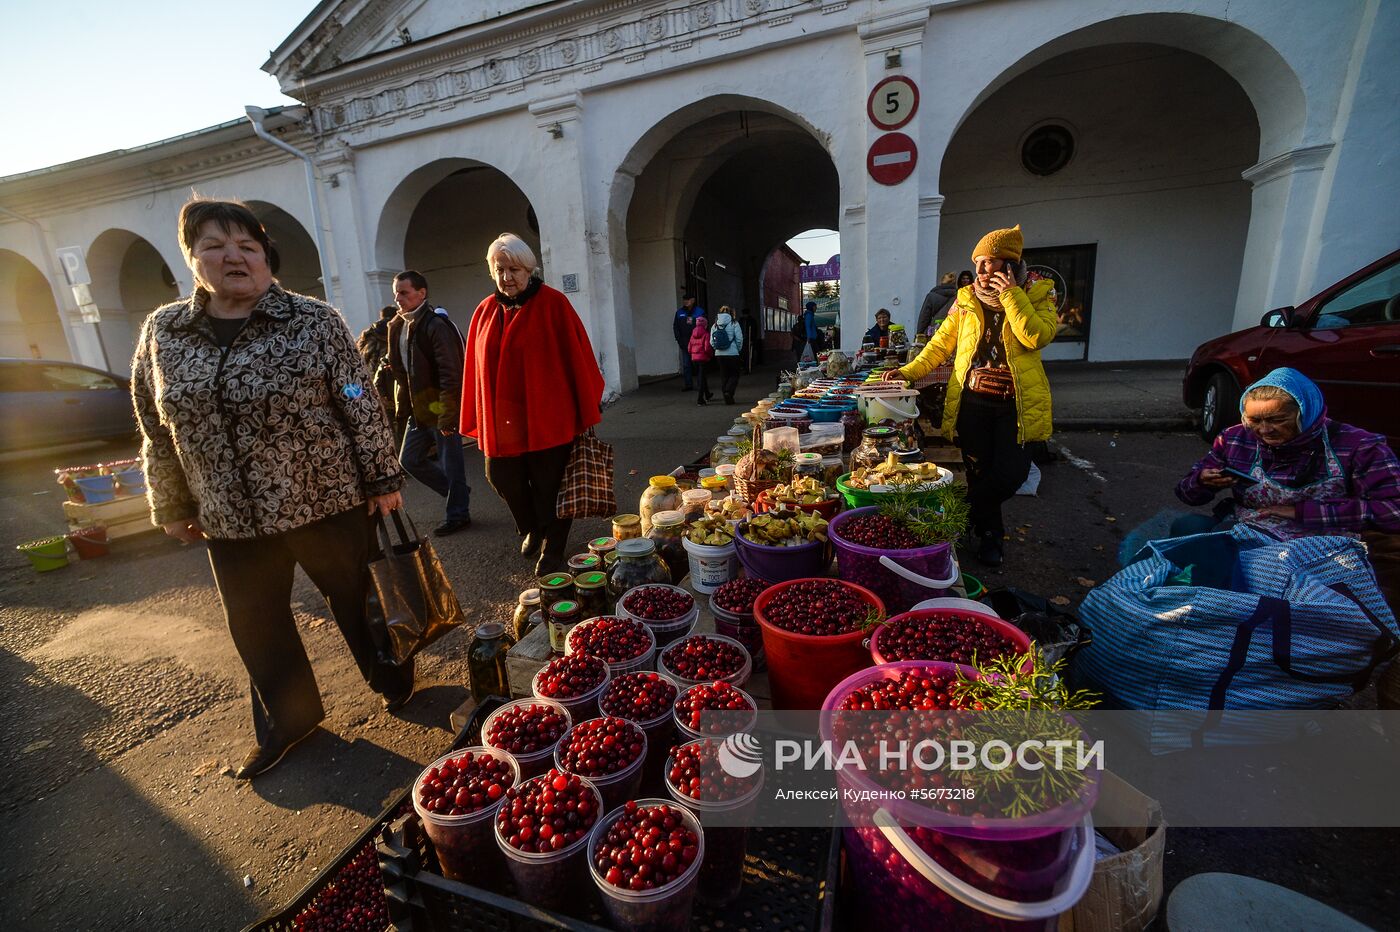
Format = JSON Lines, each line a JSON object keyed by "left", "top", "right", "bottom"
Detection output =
{"left": 656, "top": 633, "right": 752, "bottom": 689}
{"left": 673, "top": 681, "right": 759, "bottom": 742}
{"left": 565, "top": 615, "right": 656, "bottom": 677}
{"left": 752, "top": 577, "right": 885, "bottom": 710}
{"left": 412, "top": 746, "right": 520, "bottom": 884}
{"left": 870, "top": 608, "right": 1032, "bottom": 667}
{"left": 588, "top": 799, "right": 705, "bottom": 931}
{"left": 553, "top": 716, "right": 648, "bottom": 814}
{"left": 481, "top": 697, "right": 574, "bottom": 780}
{"left": 619, "top": 584, "right": 700, "bottom": 651}
{"left": 828, "top": 505, "right": 959, "bottom": 614}
{"left": 665, "top": 739, "right": 765, "bottom": 905}
{"left": 709, "top": 578, "right": 771, "bottom": 672}
{"left": 532, "top": 653, "right": 611, "bottom": 722}
{"left": 495, "top": 769, "right": 604, "bottom": 913}
{"left": 820, "top": 662, "right": 1098, "bottom": 929}
{"left": 599, "top": 671, "right": 680, "bottom": 795}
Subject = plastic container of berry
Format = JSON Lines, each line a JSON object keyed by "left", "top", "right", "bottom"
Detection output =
{"left": 599, "top": 670, "right": 681, "bottom": 795}
{"left": 480, "top": 697, "right": 574, "bottom": 780}
{"left": 665, "top": 738, "right": 766, "bottom": 906}
{"left": 587, "top": 799, "right": 706, "bottom": 932}
{"left": 412, "top": 746, "right": 521, "bottom": 885}
{"left": 673, "top": 681, "right": 759, "bottom": 742}
{"left": 565, "top": 615, "right": 657, "bottom": 677}
{"left": 553, "top": 716, "right": 648, "bottom": 814}
{"left": 532, "top": 653, "right": 612, "bottom": 722}
{"left": 869, "top": 607, "right": 1033, "bottom": 667}
{"left": 495, "top": 769, "right": 606, "bottom": 914}
{"left": 656, "top": 633, "right": 753, "bottom": 689}
{"left": 618, "top": 583, "right": 700, "bottom": 651}
{"left": 708, "top": 577, "right": 771, "bottom": 672}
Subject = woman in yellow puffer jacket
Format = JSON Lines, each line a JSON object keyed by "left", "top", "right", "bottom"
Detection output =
{"left": 882, "top": 224, "right": 1057, "bottom": 566}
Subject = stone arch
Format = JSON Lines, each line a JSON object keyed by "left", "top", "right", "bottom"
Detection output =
{"left": 86, "top": 228, "right": 180, "bottom": 374}
{"left": 0, "top": 249, "right": 67, "bottom": 361}
{"left": 245, "top": 201, "right": 323, "bottom": 299}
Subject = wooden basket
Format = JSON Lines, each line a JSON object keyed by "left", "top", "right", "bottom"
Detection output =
{"left": 732, "top": 474, "right": 780, "bottom": 503}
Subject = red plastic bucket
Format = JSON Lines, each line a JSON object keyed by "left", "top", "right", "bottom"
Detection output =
{"left": 68, "top": 526, "right": 109, "bottom": 559}
{"left": 752, "top": 578, "right": 884, "bottom": 710}
{"left": 829, "top": 506, "right": 959, "bottom": 614}
{"left": 821, "top": 661, "right": 1098, "bottom": 930}
{"left": 869, "top": 608, "right": 1033, "bottom": 666}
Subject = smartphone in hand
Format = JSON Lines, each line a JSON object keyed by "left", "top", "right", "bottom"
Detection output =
{"left": 1222, "top": 466, "right": 1259, "bottom": 486}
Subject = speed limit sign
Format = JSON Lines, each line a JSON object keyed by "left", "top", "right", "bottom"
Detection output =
{"left": 867, "top": 76, "right": 919, "bottom": 131}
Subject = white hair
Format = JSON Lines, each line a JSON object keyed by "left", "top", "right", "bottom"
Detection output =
{"left": 485, "top": 233, "right": 539, "bottom": 274}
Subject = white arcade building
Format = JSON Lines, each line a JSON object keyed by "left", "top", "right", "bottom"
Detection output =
{"left": 1, "top": 0, "right": 1396, "bottom": 398}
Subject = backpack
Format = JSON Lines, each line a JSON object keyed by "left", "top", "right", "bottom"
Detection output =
{"left": 711, "top": 323, "right": 733, "bottom": 351}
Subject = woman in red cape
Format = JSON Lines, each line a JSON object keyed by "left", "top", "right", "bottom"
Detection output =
{"left": 461, "top": 233, "right": 604, "bottom": 573}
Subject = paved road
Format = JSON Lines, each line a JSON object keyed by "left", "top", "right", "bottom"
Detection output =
{"left": 0, "top": 369, "right": 1391, "bottom": 929}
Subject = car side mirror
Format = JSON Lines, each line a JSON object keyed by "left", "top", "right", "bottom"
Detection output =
{"left": 1261, "top": 306, "right": 1295, "bottom": 328}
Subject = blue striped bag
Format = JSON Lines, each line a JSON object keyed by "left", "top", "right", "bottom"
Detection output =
{"left": 1076, "top": 525, "right": 1398, "bottom": 751}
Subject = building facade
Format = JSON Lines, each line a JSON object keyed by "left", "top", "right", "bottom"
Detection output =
{"left": 2, "top": 0, "right": 1396, "bottom": 393}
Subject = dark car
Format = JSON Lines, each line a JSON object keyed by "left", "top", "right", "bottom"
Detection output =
{"left": 1183, "top": 249, "right": 1400, "bottom": 446}
{"left": 0, "top": 358, "right": 137, "bottom": 452}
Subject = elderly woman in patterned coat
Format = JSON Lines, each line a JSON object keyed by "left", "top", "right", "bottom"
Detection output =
{"left": 131, "top": 198, "right": 410, "bottom": 780}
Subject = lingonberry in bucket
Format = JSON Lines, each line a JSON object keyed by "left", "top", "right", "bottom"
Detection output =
{"left": 711, "top": 577, "right": 768, "bottom": 615}
{"left": 761, "top": 579, "right": 876, "bottom": 636}
{"left": 567, "top": 616, "right": 652, "bottom": 663}
{"left": 535, "top": 654, "right": 608, "bottom": 700}
{"left": 622, "top": 585, "right": 695, "bottom": 621}
{"left": 594, "top": 801, "right": 700, "bottom": 891}
{"left": 876, "top": 613, "right": 1018, "bottom": 665}
{"left": 838, "top": 514, "right": 925, "bottom": 550}
{"left": 417, "top": 751, "right": 517, "bottom": 816}
{"left": 557, "top": 717, "right": 646, "bottom": 776}
{"left": 600, "top": 672, "right": 678, "bottom": 723}
{"left": 667, "top": 740, "right": 759, "bottom": 803}
{"left": 661, "top": 635, "right": 747, "bottom": 682}
{"left": 674, "top": 682, "right": 756, "bottom": 736}
{"left": 486, "top": 702, "right": 570, "bottom": 755}
{"left": 496, "top": 769, "right": 598, "bottom": 853}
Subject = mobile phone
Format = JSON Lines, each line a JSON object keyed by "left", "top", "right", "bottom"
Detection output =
{"left": 1222, "top": 466, "right": 1259, "bottom": 486}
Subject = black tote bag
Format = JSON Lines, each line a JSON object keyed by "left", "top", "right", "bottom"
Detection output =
{"left": 367, "top": 510, "right": 465, "bottom": 664}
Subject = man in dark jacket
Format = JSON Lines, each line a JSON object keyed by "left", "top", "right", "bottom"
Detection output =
{"left": 387, "top": 270, "right": 472, "bottom": 536}
{"left": 673, "top": 293, "right": 703, "bottom": 390}
{"left": 917, "top": 273, "right": 958, "bottom": 335}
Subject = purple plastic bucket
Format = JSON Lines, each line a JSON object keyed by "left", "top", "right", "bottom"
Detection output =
{"left": 733, "top": 524, "right": 830, "bottom": 583}
{"left": 829, "top": 506, "right": 957, "bottom": 615}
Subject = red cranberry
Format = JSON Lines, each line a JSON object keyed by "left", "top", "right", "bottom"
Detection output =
{"left": 495, "top": 769, "right": 599, "bottom": 854}
{"left": 668, "top": 739, "right": 759, "bottom": 802}
{"left": 875, "top": 613, "right": 1018, "bottom": 665}
{"left": 674, "top": 682, "right": 756, "bottom": 735}
{"left": 837, "top": 670, "right": 967, "bottom": 712}
{"left": 485, "top": 701, "right": 570, "bottom": 755}
{"left": 417, "top": 750, "right": 516, "bottom": 816}
{"left": 567, "top": 616, "right": 653, "bottom": 664}
{"left": 760, "top": 580, "right": 880, "bottom": 636}
{"left": 599, "top": 671, "right": 678, "bottom": 723}
{"left": 556, "top": 717, "right": 646, "bottom": 777}
{"left": 593, "top": 801, "right": 700, "bottom": 891}
{"left": 622, "top": 585, "right": 695, "bottom": 622}
{"left": 535, "top": 654, "right": 608, "bottom": 700}
{"left": 712, "top": 577, "right": 769, "bottom": 615}
{"left": 661, "top": 634, "right": 748, "bottom": 683}
{"left": 292, "top": 833, "right": 396, "bottom": 931}
{"left": 839, "top": 514, "right": 926, "bottom": 549}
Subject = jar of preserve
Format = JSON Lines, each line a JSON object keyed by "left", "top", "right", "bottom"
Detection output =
{"left": 840, "top": 408, "right": 865, "bottom": 453}
{"left": 587, "top": 536, "right": 618, "bottom": 560}
{"left": 792, "top": 452, "right": 824, "bottom": 481}
{"left": 538, "top": 571, "right": 575, "bottom": 607}
{"left": 468, "top": 622, "right": 515, "bottom": 701}
{"left": 852, "top": 426, "right": 900, "bottom": 472}
{"left": 574, "top": 570, "right": 610, "bottom": 620}
{"left": 547, "top": 600, "right": 583, "bottom": 654}
{"left": 646, "top": 509, "right": 689, "bottom": 586}
{"left": 511, "top": 588, "right": 543, "bottom": 641}
{"left": 567, "top": 553, "right": 602, "bottom": 575}
{"left": 680, "top": 488, "right": 711, "bottom": 524}
{"left": 612, "top": 514, "right": 642, "bottom": 541}
{"left": 608, "top": 537, "right": 670, "bottom": 600}
{"left": 639, "top": 475, "right": 681, "bottom": 536}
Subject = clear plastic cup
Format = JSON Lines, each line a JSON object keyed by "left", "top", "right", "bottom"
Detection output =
{"left": 673, "top": 682, "right": 759, "bottom": 743}
{"left": 600, "top": 671, "right": 681, "bottom": 797}
{"left": 618, "top": 583, "right": 701, "bottom": 651}
{"left": 566, "top": 615, "right": 657, "bottom": 678}
{"left": 664, "top": 740, "right": 766, "bottom": 905}
{"left": 588, "top": 799, "right": 706, "bottom": 931}
{"left": 494, "top": 771, "right": 604, "bottom": 914}
{"left": 554, "top": 717, "right": 647, "bottom": 814}
{"left": 413, "top": 746, "right": 520, "bottom": 885}
{"left": 656, "top": 633, "right": 753, "bottom": 689}
{"left": 480, "top": 697, "right": 573, "bottom": 780}
{"left": 531, "top": 654, "right": 612, "bottom": 722}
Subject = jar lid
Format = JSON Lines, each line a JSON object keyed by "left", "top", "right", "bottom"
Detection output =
{"left": 613, "top": 514, "right": 641, "bottom": 526}
{"left": 698, "top": 467, "right": 717, "bottom": 478}
{"left": 617, "top": 538, "right": 656, "bottom": 557}
{"left": 568, "top": 554, "right": 602, "bottom": 570}
{"left": 700, "top": 476, "right": 727, "bottom": 490}
{"left": 576, "top": 571, "right": 608, "bottom": 588}
{"left": 715, "top": 464, "right": 737, "bottom": 478}
{"left": 864, "top": 426, "right": 897, "bottom": 438}
{"left": 589, "top": 536, "right": 617, "bottom": 549}
{"left": 540, "top": 573, "right": 574, "bottom": 588}
{"left": 476, "top": 622, "right": 506, "bottom": 639}
{"left": 681, "top": 489, "right": 711, "bottom": 502}
{"left": 550, "top": 600, "right": 579, "bottom": 614}
{"left": 519, "top": 587, "right": 542, "bottom": 605}
{"left": 793, "top": 452, "right": 823, "bottom": 465}
{"left": 649, "top": 475, "right": 677, "bottom": 488}
{"left": 651, "top": 509, "right": 685, "bottom": 527}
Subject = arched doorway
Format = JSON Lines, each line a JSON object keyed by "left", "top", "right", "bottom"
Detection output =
{"left": 0, "top": 250, "right": 67, "bottom": 360}
{"left": 86, "top": 230, "right": 180, "bottom": 374}
{"left": 614, "top": 102, "right": 840, "bottom": 384}
{"left": 247, "top": 201, "right": 323, "bottom": 300}
{"left": 375, "top": 159, "right": 539, "bottom": 332}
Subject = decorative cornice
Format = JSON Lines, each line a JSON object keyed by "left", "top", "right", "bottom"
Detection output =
{"left": 857, "top": 3, "right": 929, "bottom": 53}
{"left": 1241, "top": 143, "right": 1334, "bottom": 189}
{"left": 917, "top": 195, "right": 944, "bottom": 219}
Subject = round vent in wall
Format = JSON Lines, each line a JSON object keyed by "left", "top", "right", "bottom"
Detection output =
{"left": 1021, "top": 124, "right": 1075, "bottom": 176}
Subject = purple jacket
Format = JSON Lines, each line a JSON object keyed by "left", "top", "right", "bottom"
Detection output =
{"left": 1177, "top": 416, "right": 1400, "bottom": 534}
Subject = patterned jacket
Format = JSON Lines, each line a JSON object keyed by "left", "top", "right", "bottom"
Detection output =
{"left": 131, "top": 285, "right": 404, "bottom": 540}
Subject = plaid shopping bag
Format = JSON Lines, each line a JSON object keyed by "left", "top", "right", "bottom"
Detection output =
{"left": 556, "top": 428, "right": 616, "bottom": 518}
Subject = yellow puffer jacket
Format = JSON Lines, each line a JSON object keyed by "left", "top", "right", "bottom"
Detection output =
{"left": 897, "top": 280, "right": 1057, "bottom": 444}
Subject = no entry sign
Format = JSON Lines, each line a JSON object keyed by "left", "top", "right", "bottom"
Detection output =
{"left": 867, "top": 132, "right": 918, "bottom": 186}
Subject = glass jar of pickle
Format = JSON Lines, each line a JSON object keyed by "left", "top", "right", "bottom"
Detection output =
{"left": 714, "top": 445, "right": 742, "bottom": 468}
{"left": 587, "top": 536, "right": 618, "bottom": 560}
{"left": 567, "top": 553, "right": 602, "bottom": 575}
{"left": 646, "top": 509, "right": 689, "bottom": 586}
{"left": 538, "top": 572, "right": 575, "bottom": 607}
{"left": 710, "top": 436, "right": 735, "bottom": 467}
{"left": 680, "top": 488, "right": 711, "bottom": 524}
{"left": 574, "top": 570, "right": 610, "bottom": 620}
{"left": 853, "top": 425, "right": 901, "bottom": 472}
{"left": 639, "top": 476, "right": 681, "bottom": 536}
{"left": 511, "top": 588, "right": 542, "bottom": 641}
{"left": 612, "top": 514, "right": 642, "bottom": 540}
{"left": 608, "top": 537, "right": 670, "bottom": 600}
{"left": 547, "top": 600, "right": 583, "bottom": 654}
{"left": 792, "top": 452, "right": 824, "bottom": 481}
{"left": 700, "top": 475, "right": 728, "bottom": 499}
{"left": 468, "top": 622, "right": 515, "bottom": 701}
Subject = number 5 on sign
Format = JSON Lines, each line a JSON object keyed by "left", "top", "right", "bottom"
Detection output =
{"left": 867, "top": 76, "right": 919, "bottom": 131}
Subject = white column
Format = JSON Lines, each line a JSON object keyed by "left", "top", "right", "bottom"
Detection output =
{"left": 318, "top": 142, "right": 377, "bottom": 330}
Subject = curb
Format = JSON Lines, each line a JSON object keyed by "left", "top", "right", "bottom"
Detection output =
{"left": 1054, "top": 416, "right": 1196, "bottom": 432}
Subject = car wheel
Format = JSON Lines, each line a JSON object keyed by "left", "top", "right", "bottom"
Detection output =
{"left": 1200, "top": 371, "right": 1240, "bottom": 441}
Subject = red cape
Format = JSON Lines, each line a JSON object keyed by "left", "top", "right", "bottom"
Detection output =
{"left": 460, "top": 282, "right": 604, "bottom": 458}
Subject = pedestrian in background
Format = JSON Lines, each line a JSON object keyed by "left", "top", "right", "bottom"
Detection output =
{"left": 132, "top": 197, "right": 411, "bottom": 780}
{"left": 387, "top": 270, "right": 473, "bottom": 537}
{"left": 688, "top": 312, "right": 716, "bottom": 405}
{"left": 357, "top": 305, "right": 399, "bottom": 425}
{"left": 918, "top": 272, "right": 958, "bottom": 336}
{"left": 710, "top": 305, "right": 744, "bottom": 405}
{"left": 673, "top": 293, "right": 703, "bottom": 391}
{"left": 884, "top": 224, "right": 1057, "bottom": 568}
{"left": 462, "top": 233, "right": 605, "bottom": 574}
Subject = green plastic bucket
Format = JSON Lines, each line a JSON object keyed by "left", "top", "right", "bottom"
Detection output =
{"left": 963, "top": 573, "right": 986, "bottom": 601}
{"left": 18, "top": 536, "right": 69, "bottom": 572}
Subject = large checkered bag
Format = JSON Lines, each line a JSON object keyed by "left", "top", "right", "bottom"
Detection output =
{"left": 1075, "top": 525, "right": 1398, "bottom": 749}
{"left": 556, "top": 428, "right": 616, "bottom": 519}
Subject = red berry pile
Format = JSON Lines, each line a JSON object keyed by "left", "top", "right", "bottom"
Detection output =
{"left": 496, "top": 769, "right": 599, "bottom": 853}
{"left": 594, "top": 801, "right": 701, "bottom": 892}
{"left": 568, "top": 616, "right": 652, "bottom": 663}
{"left": 669, "top": 739, "right": 760, "bottom": 802}
{"left": 556, "top": 717, "right": 646, "bottom": 777}
{"left": 675, "top": 682, "right": 756, "bottom": 735}
{"left": 535, "top": 654, "right": 608, "bottom": 699}
{"left": 837, "top": 670, "right": 966, "bottom": 712}
{"left": 661, "top": 634, "right": 747, "bottom": 683}
{"left": 839, "top": 514, "right": 925, "bottom": 550}
{"left": 712, "top": 577, "right": 769, "bottom": 616}
{"left": 486, "top": 702, "right": 570, "bottom": 754}
{"left": 876, "top": 613, "right": 1018, "bottom": 665}
{"left": 623, "top": 585, "right": 695, "bottom": 621}
{"left": 417, "top": 751, "right": 516, "bottom": 815}
{"left": 292, "top": 835, "right": 393, "bottom": 931}
{"left": 760, "top": 580, "right": 878, "bottom": 636}
{"left": 600, "top": 671, "right": 679, "bottom": 723}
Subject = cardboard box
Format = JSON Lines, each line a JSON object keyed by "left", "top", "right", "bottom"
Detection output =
{"left": 1059, "top": 771, "right": 1166, "bottom": 932}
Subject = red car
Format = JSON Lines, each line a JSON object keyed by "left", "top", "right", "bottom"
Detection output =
{"left": 1183, "top": 248, "right": 1400, "bottom": 446}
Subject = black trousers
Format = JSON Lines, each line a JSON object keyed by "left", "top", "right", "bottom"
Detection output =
{"left": 954, "top": 392, "right": 1031, "bottom": 539}
{"left": 206, "top": 507, "right": 412, "bottom": 747}
{"left": 484, "top": 441, "right": 575, "bottom": 558}
{"left": 717, "top": 355, "right": 740, "bottom": 401}
{"left": 694, "top": 360, "right": 711, "bottom": 399}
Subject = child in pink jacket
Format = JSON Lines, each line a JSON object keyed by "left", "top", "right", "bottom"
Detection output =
{"left": 687, "top": 315, "right": 715, "bottom": 405}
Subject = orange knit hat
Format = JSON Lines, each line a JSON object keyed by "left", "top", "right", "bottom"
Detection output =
{"left": 971, "top": 224, "right": 1023, "bottom": 262}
